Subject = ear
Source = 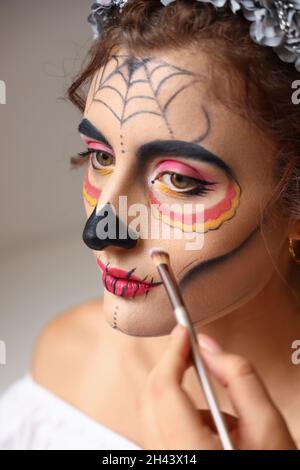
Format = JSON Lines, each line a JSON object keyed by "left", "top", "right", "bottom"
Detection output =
{"left": 287, "top": 219, "right": 300, "bottom": 240}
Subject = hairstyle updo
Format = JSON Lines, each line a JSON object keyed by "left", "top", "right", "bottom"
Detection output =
{"left": 68, "top": 0, "right": 300, "bottom": 225}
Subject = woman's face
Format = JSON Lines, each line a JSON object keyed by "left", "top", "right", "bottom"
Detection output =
{"left": 79, "top": 46, "right": 288, "bottom": 337}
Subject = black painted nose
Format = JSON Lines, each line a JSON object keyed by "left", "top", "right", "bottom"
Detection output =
{"left": 82, "top": 203, "right": 138, "bottom": 251}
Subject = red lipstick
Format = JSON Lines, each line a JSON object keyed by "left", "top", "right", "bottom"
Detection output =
{"left": 97, "top": 259, "right": 162, "bottom": 298}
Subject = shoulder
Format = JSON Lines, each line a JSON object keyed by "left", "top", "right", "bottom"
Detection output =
{"left": 31, "top": 297, "right": 103, "bottom": 391}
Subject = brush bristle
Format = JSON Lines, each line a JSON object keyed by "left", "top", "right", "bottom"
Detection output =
{"left": 149, "top": 248, "right": 170, "bottom": 267}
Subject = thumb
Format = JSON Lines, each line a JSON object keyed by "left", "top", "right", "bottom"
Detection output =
{"left": 197, "top": 333, "right": 296, "bottom": 450}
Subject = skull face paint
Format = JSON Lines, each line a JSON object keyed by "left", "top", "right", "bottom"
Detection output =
{"left": 148, "top": 156, "right": 241, "bottom": 233}
{"left": 78, "top": 47, "right": 286, "bottom": 337}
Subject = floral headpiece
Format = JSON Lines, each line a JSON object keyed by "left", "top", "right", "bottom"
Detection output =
{"left": 88, "top": 0, "right": 300, "bottom": 72}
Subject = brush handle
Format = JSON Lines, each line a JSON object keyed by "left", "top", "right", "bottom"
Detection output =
{"left": 174, "top": 306, "right": 234, "bottom": 451}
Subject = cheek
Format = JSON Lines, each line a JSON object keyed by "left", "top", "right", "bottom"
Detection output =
{"left": 171, "top": 207, "right": 285, "bottom": 323}
{"left": 149, "top": 179, "right": 241, "bottom": 233}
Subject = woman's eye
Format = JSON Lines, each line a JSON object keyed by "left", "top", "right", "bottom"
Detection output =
{"left": 91, "top": 151, "right": 114, "bottom": 169}
{"left": 170, "top": 173, "right": 196, "bottom": 190}
{"left": 157, "top": 172, "right": 214, "bottom": 196}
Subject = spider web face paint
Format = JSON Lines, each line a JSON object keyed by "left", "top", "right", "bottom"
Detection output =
{"left": 88, "top": 54, "right": 210, "bottom": 142}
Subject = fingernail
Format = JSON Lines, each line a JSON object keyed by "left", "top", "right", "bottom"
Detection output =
{"left": 171, "top": 324, "right": 185, "bottom": 337}
{"left": 197, "top": 333, "right": 223, "bottom": 354}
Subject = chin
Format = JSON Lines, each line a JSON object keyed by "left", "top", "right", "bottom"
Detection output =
{"left": 102, "top": 289, "right": 177, "bottom": 337}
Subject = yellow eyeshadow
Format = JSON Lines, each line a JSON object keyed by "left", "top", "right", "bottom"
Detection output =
{"left": 93, "top": 168, "right": 114, "bottom": 177}
{"left": 153, "top": 180, "right": 191, "bottom": 199}
{"left": 149, "top": 179, "right": 241, "bottom": 233}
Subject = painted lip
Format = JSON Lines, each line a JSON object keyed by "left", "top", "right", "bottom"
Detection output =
{"left": 97, "top": 258, "right": 162, "bottom": 299}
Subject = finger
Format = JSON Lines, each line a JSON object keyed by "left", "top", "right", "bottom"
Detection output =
{"left": 153, "top": 324, "right": 192, "bottom": 386}
{"left": 153, "top": 324, "right": 204, "bottom": 389}
{"left": 197, "top": 334, "right": 296, "bottom": 450}
{"left": 199, "top": 409, "right": 238, "bottom": 435}
{"left": 141, "top": 325, "right": 218, "bottom": 449}
{"left": 138, "top": 324, "right": 191, "bottom": 448}
{"left": 138, "top": 324, "right": 194, "bottom": 449}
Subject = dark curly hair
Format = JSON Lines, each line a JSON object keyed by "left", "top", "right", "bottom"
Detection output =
{"left": 68, "top": 0, "right": 300, "bottom": 226}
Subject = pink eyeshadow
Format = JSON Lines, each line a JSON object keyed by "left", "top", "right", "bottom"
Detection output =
{"left": 153, "top": 160, "right": 216, "bottom": 183}
{"left": 83, "top": 138, "right": 111, "bottom": 153}
{"left": 83, "top": 169, "right": 101, "bottom": 199}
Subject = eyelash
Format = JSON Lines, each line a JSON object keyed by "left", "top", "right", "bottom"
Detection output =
{"left": 153, "top": 172, "right": 215, "bottom": 197}
{"left": 77, "top": 149, "right": 114, "bottom": 171}
{"left": 77, "top": 150, "right": 215, "bottom": 197}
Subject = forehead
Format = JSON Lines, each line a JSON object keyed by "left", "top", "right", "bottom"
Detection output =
{"left": 84, "top": 49, "right": 217, "bottom": 143}
{"left": 83, "top": 48, "right": 276, "bottom": 177}
{"left": 85, "top": 47, "right": 207, "bottom": 105}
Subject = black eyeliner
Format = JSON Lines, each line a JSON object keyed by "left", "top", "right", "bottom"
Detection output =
{"left": 77, "top": 150, "right": 92, "bottom": 158}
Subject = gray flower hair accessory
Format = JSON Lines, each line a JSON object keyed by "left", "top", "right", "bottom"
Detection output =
{"left": 88, "top": 1, "right": 128, "bottom": 38}
{"left": 88, "top": 0, "right": 300, "bottom": 71}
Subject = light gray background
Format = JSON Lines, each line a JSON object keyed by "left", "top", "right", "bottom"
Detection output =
{"left": 0, "top": 0, "right": 103, "bottom": 392}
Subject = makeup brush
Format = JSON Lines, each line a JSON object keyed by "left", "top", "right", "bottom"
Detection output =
{"left": 150, "top": 248, "right": 234, "bottom": 451}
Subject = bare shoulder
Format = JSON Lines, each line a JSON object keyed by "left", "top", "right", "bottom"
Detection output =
{"left": 31, "top": 297, "right": 104, "bottom": 391}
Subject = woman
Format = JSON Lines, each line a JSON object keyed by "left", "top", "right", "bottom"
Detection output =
{"left": 0, "top": 0, "right": 299, "bottom": 450}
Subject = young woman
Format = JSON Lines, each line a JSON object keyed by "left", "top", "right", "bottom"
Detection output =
{"left": 1, "top": 0, "right": 300, "bottom": 450}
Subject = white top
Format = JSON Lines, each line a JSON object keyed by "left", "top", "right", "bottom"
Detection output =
{"left": 0, "top": 374, "right": 143, "bottom": 450}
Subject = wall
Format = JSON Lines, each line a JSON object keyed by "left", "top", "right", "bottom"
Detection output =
{"left": 0, "top": 0, "right": 103, "bottom": 392}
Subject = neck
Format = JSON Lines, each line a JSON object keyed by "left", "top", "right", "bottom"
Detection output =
{"left": 194, "top": 262, "right": 300, "bottom": 413}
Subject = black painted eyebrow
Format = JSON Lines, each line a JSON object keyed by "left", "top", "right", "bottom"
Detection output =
{"left": 137, "top": 140, "right": 236, "bottom": 181}
{"left": 78, "top": 118, "right": 112, "bottom": 148}
{"left": 79, "top": 118, "right": 236, "bottom": 180}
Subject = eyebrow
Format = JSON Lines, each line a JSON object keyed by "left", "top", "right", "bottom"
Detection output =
{"left": 137, "top": 141, "right": 237, "bottom": 181}
{"left": 78, "top": 118, "right": 236, "bottom": 180}
{"left": 78, "top": 118, "right": 111, "bottom": 148}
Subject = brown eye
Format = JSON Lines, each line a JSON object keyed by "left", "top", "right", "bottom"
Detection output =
{"left": 158, "top": 173, "right": 198, "bottom": 192}
{"left": 91, "top": 151, "right": 114, "bottom": 169}
{"left": 170, "top": 173, "right": 197, "bottom": 190}
{"left": 156, "top": 172, "right": 215, "bottom": 197}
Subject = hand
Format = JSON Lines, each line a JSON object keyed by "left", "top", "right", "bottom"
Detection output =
{"left": 137, "top": 324, "right": 297, "bottom": 450}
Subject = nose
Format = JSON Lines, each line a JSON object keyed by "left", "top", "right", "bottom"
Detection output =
{"left": 82, "top": 203, "right": 138, "bottom": 251}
